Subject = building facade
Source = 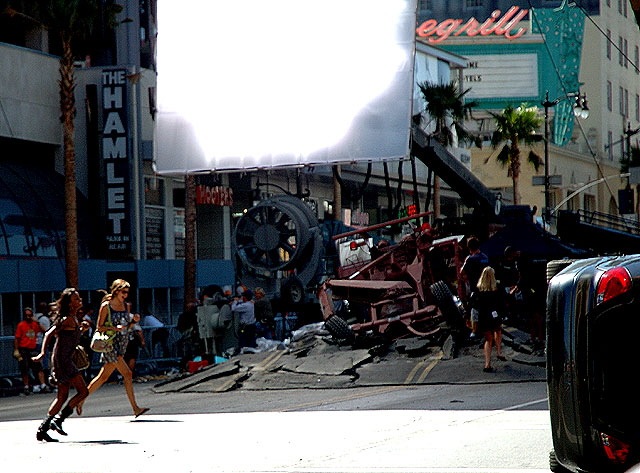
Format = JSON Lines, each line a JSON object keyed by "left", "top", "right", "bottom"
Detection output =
{"left": 0, "top": 1, "right": 234, "bottom": 341}
{"left": 0, "top": 2, "right": 472, "bottom": 352}
{"left": 418, "top": 0, "right": 636, "bottom": 222}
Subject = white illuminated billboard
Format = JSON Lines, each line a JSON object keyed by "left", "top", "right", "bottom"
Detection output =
{"left": 155, "top": 0, "right": 417, "bottom": 174}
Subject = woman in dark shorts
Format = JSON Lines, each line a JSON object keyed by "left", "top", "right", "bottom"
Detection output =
{"left": 469, "top": 266, "right": 506, "bottom": 372}
{"left": 33, "top": 288, "right": 90, "bottom": 441}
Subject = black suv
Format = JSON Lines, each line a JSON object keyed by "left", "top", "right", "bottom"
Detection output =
{"left": 547, "top": 256, "right": 640, "bottom": 472}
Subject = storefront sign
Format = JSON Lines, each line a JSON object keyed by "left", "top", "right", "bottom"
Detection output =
{"left": 350, "top": 209, "right": 370, "bottom": 226}
{"left": 195, "top": 185, "right": 233, "bottom": 206}
{"left": 101, "top": 69, "right": 132, "bottom": 256}
{"left": 416, "top": 6, "right": 528, "bottom": 43}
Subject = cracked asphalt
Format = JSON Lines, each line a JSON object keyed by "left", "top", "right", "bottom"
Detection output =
{"left": 153, "top": 325, "right": 546, "bottom": 394}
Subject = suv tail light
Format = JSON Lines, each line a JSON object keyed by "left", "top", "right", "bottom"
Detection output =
{"left": 601, "top": 432, "right": 631, "bottom": 464}
{"left": 596, "top": 267, "right": 632, "bottom": 305}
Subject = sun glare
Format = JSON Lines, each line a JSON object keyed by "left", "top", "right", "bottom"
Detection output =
{"left": 156, "top": 0, "right": 416, "bottom": 173}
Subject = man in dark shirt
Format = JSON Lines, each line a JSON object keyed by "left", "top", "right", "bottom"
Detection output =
{"left": 461, "top": 236, "right": 489, "bottom": 295}
{"left": 254, "top": 287, "right": 274, "bottom": 339}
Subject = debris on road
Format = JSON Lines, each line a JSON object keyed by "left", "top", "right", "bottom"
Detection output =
{"left": 153, "top": 321, "right": 546, "bottom": 393}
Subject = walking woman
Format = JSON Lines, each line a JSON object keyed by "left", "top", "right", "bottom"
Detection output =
{"left": 33, "top": 288, "right": 90, "bottom": 442}
{"left": 469, "top": 266, "right": 506, "bottom": 372}
{"left": 77, "top": 279, "right": 149, "bottom": 417}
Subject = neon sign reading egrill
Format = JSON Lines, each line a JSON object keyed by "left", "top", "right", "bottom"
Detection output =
{"left": 416, "top": 6, "right": 528, "bottom": 43}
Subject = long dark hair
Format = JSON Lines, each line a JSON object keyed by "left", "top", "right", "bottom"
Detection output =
{"left": 53, "top": 288, "right": 80, "bottom": 326}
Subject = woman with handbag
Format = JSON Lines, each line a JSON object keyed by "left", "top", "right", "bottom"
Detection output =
{"left": 32, "top": 288, "right": 90, "bottom": 442}
{"left": 77, "top": 279, "right": 149, "bottom": 418}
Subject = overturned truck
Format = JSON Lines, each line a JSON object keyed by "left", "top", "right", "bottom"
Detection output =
{"left": 318, "top": 222, "right": 468, "bottom": 343}
{"left": 317, "top": 125, "right": 501, "bottom": 344}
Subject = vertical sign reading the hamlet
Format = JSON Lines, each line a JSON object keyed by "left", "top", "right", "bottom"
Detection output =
{"left": 101, "top": 69, "right": 131, "bottom": 256}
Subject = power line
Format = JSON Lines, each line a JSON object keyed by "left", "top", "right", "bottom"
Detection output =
{"left": 573, "top": 0, "right": 640, "bottom": 74}
{"left": 527, "top": 1, "right": 618, "bottom": 208}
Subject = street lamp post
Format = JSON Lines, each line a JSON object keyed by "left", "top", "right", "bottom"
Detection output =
{"left": 541, "top": 90, "right": 589, "bottom": 225}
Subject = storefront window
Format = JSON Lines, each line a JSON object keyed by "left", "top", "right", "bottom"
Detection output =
{"left": 1, "top": 293, "right": 20, "bottom": 337}
{"left": 145, "top": 176, "right": 165, "bottom": 206}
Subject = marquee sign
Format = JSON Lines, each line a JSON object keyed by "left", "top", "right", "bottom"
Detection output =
{"left": 416, "top": 6, "right": 528, "bottom": 43}
{"left": 101, "top": 69, "right": 132, "bottom": 256}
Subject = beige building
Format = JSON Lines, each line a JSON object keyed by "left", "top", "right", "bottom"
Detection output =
{"left": 427, "top": 1, "right": 637, "bottom": 224}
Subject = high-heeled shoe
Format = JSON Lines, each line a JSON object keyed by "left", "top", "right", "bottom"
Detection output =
{"left": 49, "top": 418, "right": 67, "bottom": 436}
{"left": 36, "top": 430, "right": 59, "bottom": 442}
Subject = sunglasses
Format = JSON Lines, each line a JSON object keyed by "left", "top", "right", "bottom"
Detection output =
{"left": 121, "top": 290, "right": 129, "bottom": 295}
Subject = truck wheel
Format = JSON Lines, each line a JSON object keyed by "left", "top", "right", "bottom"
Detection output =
{"left": 281, "top": 276, "right": 305, "bottom": 305}
{"left": 549, "top": 450, "right": 571, "bottom": 473}
{"left": 325, "top": 315, "right": 354, "bottom": 343}
{"left": 546, "top": 259, "right": 579, "bottom": 283}
{"left": 430, "top": 281, "right": 465, "bottom": 331}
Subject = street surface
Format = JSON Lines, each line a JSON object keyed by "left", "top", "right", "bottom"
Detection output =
{"left": 0, "top": 380, "right": 552, "bottom": 473}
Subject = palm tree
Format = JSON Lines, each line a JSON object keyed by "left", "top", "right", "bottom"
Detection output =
{"left": 490, "top": 104, "right": 543, "bottom": 205}
{"left": 417, "top": 81, "right": 480, "bottom": 217}
{"left": 10, "top": 1, "right": 122, "bottom": 287}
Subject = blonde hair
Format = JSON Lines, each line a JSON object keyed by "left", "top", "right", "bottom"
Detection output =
{"left": 476, "top": 266, "right": 497, "bottom": 292}
{"left": 102, "top": 279, "right": 131, "bottom": 302}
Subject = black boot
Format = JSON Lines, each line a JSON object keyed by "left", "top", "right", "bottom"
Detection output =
{"left": 50, "top": 405, "right": 72, "bottom": 436}
{"left": 36, "top": 415, "right": 58, "bottom": 442}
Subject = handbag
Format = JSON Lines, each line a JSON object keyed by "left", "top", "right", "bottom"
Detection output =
{"left": 90, "top": 306, "right": 115, "bottom": 353}
{"left": 72, "top": 345, "right": 90, "bottom": 370}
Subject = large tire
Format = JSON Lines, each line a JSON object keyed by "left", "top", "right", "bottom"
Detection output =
{"left": 281, "top": 276, "right": 305, "bottom": 305}
{"left": 325, "top": 315, "right": 354, "bottom": 343}
{"left": 430, "top": 280, "right": 465, "bottom": 331}
{"left": 549, "top": 450, "right": 572, "bottom": 473}
{"left": 546, "top": 259, "right": 579, "bottom": 284}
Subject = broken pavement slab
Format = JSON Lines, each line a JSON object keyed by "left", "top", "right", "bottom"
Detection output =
{"left": 242, "top": 371, "right": 355, "bottom": 390}
{"left": 180, "top": 368, "right": 250, "bottom": 393}
{"left": 153, "top": 359, "right": 241, "bottom": 393}
{"left": 281, "top": 349, "right": 372, "bottom": 376}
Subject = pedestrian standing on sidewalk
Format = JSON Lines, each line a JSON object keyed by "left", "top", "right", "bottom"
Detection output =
{"left": 76, "top": 279, "right": 149, "bottom": 418}
{"left": 32, "top": 288, "right": 90, "bottom": 442}
{"left": 124, "top": 302, "right": 146, "bottom": 375}
{"left": 14, "top": 307, "right": 47, "bottom": 394}
{"left": 254, "top": 287, "right": 274, "bottom": 339}
{"left": 231, "top": 289, "right": 256, "bottom": 349}
{"left": 469, "top": 266, "right": 506, "bottom": 373}
{"left": 461, "top": 236, "right": 489, "bottom": 299}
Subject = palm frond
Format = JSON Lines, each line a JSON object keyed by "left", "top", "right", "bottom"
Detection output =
{"left": 527, "top": 150, "right": 543, "bottom": 172}
{"left": 496, "top": 145, "right": 511, "bottom": 166}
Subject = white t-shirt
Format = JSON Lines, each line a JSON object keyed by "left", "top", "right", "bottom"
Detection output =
{"left": 142, "top": 315, "right": 164, "bottom": 328}
{"left": 35, "top": 313, "right": 50, "bottom": 346}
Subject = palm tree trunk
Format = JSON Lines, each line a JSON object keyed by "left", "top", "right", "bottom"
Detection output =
{"left": 184, "top": 173, "right": 197, "bottom": 312}
{"left": 512, "top": 172, "right": 520, "bottom": 206}
{"left": 510, "top": 144, "right": 521, "bottom": 205}
{"left": 333, "top": 165, "right": 342, "bottom": 220}
{"left": 60, "top": 35, "right": 79, "bottom": 288}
